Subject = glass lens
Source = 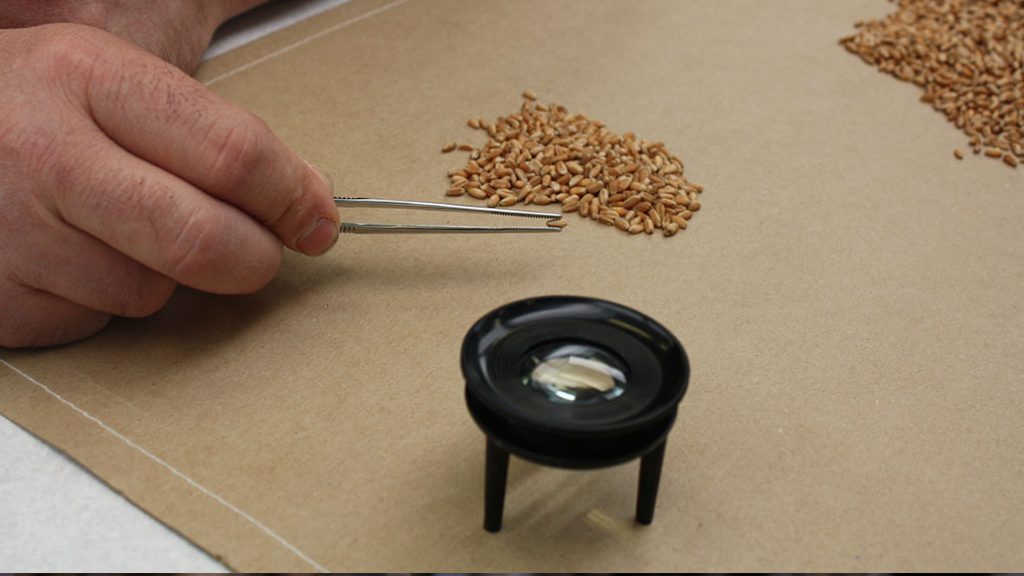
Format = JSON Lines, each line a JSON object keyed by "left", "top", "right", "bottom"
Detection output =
{"left": 522, "top": 342, "right": 627, "bottom": 404}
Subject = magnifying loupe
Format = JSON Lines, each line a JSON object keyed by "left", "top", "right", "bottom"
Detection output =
{"left": 461, "top": 296, "right": 690, "bottom": 531}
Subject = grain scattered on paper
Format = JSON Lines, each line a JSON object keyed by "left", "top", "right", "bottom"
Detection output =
{"left": 442, "top": 93, "right": 705, "bottom": 237}
{"left": 840, "top": 0, "right": 1023, "bottom": 168}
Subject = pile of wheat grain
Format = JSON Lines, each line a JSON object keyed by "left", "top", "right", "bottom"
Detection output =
{"left": 442, "top": 91, "right": 703, "bottom": 237}
{"left": 840, "top": 0, "right": 1023, "bottom": 168}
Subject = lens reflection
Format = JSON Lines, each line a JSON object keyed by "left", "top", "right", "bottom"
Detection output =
{"left": 523, "top": 343, "right": 626, "bottom": 404}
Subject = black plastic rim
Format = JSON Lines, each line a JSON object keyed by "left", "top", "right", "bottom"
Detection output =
{"left": 461, "top": 295, "right": 690, "bottom": 437}
{"left": 466, "top": 390, "right": 679, "bottom": 468}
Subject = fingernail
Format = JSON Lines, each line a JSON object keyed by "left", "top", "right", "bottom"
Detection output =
{"left": 296, "top": 217, "right": 339, "bottom": 256}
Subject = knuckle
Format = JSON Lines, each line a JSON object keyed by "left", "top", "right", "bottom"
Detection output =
{"left": 0, "top": 63, "right": 83, "bottom": 182}
{"left": 46, "top": 133, "right": 108, "bottom": 205}
{"left": 204, "top": 112, "right": 272, "bottom": 193}
{"left": 164, "top": 205, "right": 280, "bottom": 294}
{"left": 31, "top": 24, "right": 107, "bottom": 87}
{"left": 166, "top": 206, "right": 224, "bottom": 283}
{"left": 3, "top": 120, "right": 64, "bottom": 179}
{"left": 0, "top": 173, "right": 45, "bottom": 249}
{"left": 0, "top": 282, "right": 27, "bottom": 348}
{"left": 115, "top": 273, "right": 176, "bottom": 318}
{"left": 269, "top": 177, "right": 317, "bottom": 232}
{"left": 0, "top": 279, "right": 109, "bottom": 348}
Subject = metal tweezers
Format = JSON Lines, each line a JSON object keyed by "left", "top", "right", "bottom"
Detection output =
{"left": 334, "top": 197, "right": 562, "bottom": 234}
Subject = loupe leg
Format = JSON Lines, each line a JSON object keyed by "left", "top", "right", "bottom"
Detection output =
{"left": 484, "top": 438, "right": 510, "bottom": 532}
{"left": 635, "top": 440, "right": 667, "bottom": 525}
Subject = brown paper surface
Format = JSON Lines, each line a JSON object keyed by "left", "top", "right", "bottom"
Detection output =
{"left": 3, "top": 0, "right": 1023, "bottom": 571}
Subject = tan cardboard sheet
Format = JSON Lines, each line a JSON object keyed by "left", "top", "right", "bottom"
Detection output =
{"left": 3, "top": 0, "right": 1023, "bottom": 571}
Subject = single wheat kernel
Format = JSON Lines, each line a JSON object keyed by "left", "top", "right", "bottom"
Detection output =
{"left": 442, "top": 142, "right": 457, "bottom": 153}
{"left": 487, "top": 195, "right": 500, "bottom": 208}
{"left": 523, "top": 90, "right": 538, "bottom": 101}
{"left": 953, "top": 149, "right": 964, "bottom": 160}
{"left": 1005, "top": 154, "right": 1019, "bottom": 168}
{"left": 548, "top": 218, "right": 568, "bottom": 228}
{"left": 650, "top": 210, "right": 662, "bottom": 228}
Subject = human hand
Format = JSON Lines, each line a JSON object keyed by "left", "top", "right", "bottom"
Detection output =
{"left": 0, "top": 24, "right": 340, "bottom": 348}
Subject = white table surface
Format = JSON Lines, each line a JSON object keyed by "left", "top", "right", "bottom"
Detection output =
{"left": 0, "top": 1, "right": 349, "bottom": 571}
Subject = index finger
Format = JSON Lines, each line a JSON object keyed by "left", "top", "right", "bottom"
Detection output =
{"left": 81, "top": 34, "right": 340, "bottom": 256}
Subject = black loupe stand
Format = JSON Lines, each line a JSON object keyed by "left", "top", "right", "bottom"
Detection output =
{"left": 461, "top": 296, "right": 690, "bottom": 532}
